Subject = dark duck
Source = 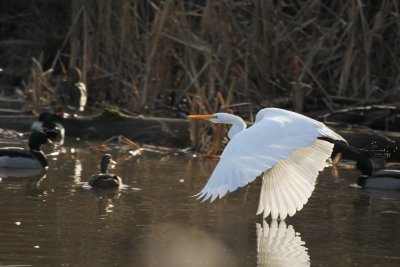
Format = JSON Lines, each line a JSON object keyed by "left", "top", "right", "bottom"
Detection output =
{"left": 60, "top": 67, "right": 87, "bottom": 116}
{"left": 356, "top": 157, "right": 400, "bottom": 190}
{"left": 89, "top": 154, "right": 122, "bottom": 189}
{"left": 31, "top": 112, "right": 65, "bottom": 146}
{"left": 0, "top": 131, "right": 53, "bottom": 169}
{"left": 319, "top": 137, "right": 398, "bottom": 190}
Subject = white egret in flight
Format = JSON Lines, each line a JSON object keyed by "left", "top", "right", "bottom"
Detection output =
{"left": 188, "top": 108, "right": 347, "bottom": 220}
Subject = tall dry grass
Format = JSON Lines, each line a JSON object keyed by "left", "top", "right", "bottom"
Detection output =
{"left": 1, "top": 0, "right": 396, "bottom": 114}
{"left": 1, "top": 1, "right": 400, "bottom": 152}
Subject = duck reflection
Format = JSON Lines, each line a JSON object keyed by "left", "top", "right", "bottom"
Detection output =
{"left": 256, "top": 220, "right": 310, "bottom": 267}
{"left": 95, "top": 194, "right": 121, "bottom": 216}
{"left": 91, "top": 188, "right": 122, "bottom": 216}
{"left": 25, "top": 174, "right": 48, "bottom": 197}
{"left": 0, "top": 168, "right": 47, "bottom": 197}
{"left": 73, "top": 158, "right": 83, "bottom": 183}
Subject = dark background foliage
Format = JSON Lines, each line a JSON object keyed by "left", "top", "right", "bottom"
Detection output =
{"left": 1, "top": 0, "right": 399, "bottom": 117}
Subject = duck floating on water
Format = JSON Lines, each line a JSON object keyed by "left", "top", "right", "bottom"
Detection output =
{"left": 356, "top": 158, "right": 400, "bottom": 190}
{"left": 0, "top": 131, "right": 51, "bottom": 169}
{"left": 89, "top": 154, "right": 122, "bottom": 189}
{"left": 60, "top": 67, "right": 87, "bottom": 116}
{"left": 31, "top": 112, "right": 65, "bottom": 146}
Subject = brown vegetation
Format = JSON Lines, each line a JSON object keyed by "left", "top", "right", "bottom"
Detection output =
{"left": 1, "top": 1, "right": 400, "bottom": 153}
{"left": 1, "top": 0, "right": 399, "bottom": 115}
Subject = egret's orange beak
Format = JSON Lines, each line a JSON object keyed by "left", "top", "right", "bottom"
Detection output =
{"left": 187, "top": 114, "right": 215, "bottom": 120}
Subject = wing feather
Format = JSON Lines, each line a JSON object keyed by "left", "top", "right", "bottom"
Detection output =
{"left": 257, "top": 139, "right": 333, "bottom": 219}
{"left": 196, "top": 108, "right": 343, "bottom": 219}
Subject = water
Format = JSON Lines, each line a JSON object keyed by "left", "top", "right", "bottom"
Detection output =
{"left": 0, "top": 141, "right": 399, "bottom": 267}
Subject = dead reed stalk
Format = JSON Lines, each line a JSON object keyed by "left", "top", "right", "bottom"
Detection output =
{"left": 1, "top": 1, "right": 400, "bottom": 153}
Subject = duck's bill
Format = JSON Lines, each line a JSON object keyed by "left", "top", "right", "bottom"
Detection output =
{"left": 187, "top": 115, "right": 215, "bottom": 120}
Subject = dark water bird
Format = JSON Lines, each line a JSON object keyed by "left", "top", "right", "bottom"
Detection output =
{"left": 89, "top": 154, "right": 122, "bottom": 189}
{"left": 60, "top": 67, "right": 87, "bottom": 115}
{"left": 31, "top": 112, "right": 65, "bottom": 146}
{"left": 356, "top": 158, "right": 400, "bottom": 190}
{"left": 0, "top": 131, "right": 51, "bottom": 169}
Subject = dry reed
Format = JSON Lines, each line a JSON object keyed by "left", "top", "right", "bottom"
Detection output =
{"left": 1, "top": 1, "right": 400, "bottom": 153}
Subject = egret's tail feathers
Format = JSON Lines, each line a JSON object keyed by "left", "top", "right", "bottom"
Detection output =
{"left": 257, "top": 139, "right": 334, "bottom": 220}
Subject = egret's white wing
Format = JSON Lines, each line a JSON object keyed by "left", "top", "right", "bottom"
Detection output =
{"left": 197, "top": 108, "right": 343, "bottom": 219}
{"left": 257, "top": 139, "right": 333, "bottom": 219}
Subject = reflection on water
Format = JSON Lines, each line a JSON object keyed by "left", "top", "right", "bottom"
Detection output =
{"left": 142, "top": 223, "right": 239, "bottom": 267}
{"left": 73, "top": 158, "right": 83, "bottom": 183}
{"left": 0, "top": 141, "right": 399, "bottom": 267}
{"left": 256, "top": 220, "right": 309, "bottom": 267}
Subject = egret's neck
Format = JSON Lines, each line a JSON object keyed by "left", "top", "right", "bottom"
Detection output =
{"left": 226, "top": 115, "right": 247, "bottom": 139}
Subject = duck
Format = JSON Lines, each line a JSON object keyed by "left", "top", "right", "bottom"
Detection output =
{"left": 0, "top": 131, "right": 50, "bottom": 169}
{"left": 31, "top": 112, "right": 65, "bottom": 146}
{"left": 88, "top": 154, "right": 122, "bottom": 189}
{"left": 60, "top": 67, "right": 87, "bottom": 116}
{"left": 355, "top": 157, "right": 400, "bottom": 190}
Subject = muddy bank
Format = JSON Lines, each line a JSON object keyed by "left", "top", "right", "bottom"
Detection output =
{"left": 0, "top": 114, "right": 191, "bottom": 148}
{"left": 0, "top": 114, "right": 399, "bottom": 160}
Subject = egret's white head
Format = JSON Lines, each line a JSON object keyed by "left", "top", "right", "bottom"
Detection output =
{"left": 188, "top": 113, "right": 247, "bottom": 138}
{"left": 187, "top": 113, "right": 238, "bottom": 124}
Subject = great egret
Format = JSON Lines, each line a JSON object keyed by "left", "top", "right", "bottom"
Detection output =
{"left": 188, "top": 108, "right": 347, "bottom": 220}
{"left": 0, "top": 131, "right": 51, "bottom": 169}
{"left": 88, "top": 154, "right": 122, "bottom": 189}
{"left": 355, "top": 158, "right": 400, "bottom": 190}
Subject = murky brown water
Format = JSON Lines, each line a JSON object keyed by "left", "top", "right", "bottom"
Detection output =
{"left": 0, "top": 139, "right": 399, "bottom": 267}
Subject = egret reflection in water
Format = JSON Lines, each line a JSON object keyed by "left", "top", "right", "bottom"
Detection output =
{"left": 256, "top": 220, "right": 310, "bottom": 267}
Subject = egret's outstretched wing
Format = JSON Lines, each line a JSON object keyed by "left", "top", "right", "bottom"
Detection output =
{"left": 257, "top": 139, "right": 333, "bottom": 219}
{"left": 196, "top": 108, "right": 343, "bottom": 219}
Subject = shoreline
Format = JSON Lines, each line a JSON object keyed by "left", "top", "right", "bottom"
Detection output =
{"left": 1, "top": 114, "right": 399, "bottom": 160}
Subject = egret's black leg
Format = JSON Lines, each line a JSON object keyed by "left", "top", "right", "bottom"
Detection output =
{"left": 317, "top": 137, "right": 389, "bottom": 160}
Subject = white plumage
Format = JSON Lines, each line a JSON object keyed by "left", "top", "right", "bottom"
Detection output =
{"left": 256, "top": 220, "right": 310, "bottom": 267}
{"left": 189, "top": 108, "right": 346, "bottom": 220}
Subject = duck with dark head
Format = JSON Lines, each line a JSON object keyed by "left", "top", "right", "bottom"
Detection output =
{"left": 356, "top": 157, "right": 400, "bottom": 190}
{"left": 0, "top": 131, "right": 54, "bottom": 169}
{"left": 31, "top": 112, "right": 65, "bottom": 146}
{"left": 89, "top": 154, "right": 122, "bottom": 189}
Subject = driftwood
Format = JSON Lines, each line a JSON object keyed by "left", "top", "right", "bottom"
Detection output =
{"left": 320, "top": 105, "right": 400, "bottom": 132}
{"left": 0, "top": 114, "right": 190, "bottom": 148}
{"left": 1, "top": 112, "right": 400, "bottom": 160}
